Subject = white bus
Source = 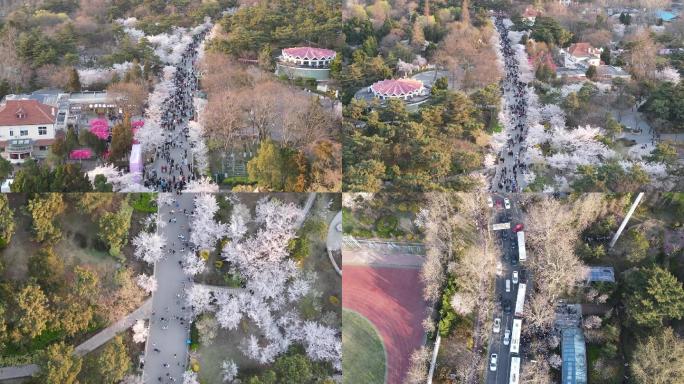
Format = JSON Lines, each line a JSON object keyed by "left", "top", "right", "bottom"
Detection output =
{"left": 510, "top": 318, "right": 522, "bottom": 354}
{"left": 517, "top": 231, "right": 526, "bottom": 262}
{"left": 514, "top": 283, "right": 526, "bottom": 317}
{"left": 509, "top": 356, "right": 520, "bottom": 384}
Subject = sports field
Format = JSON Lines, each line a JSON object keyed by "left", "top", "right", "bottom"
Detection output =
{"left": 342, "top": 309, "right": 386, "bottom": 384}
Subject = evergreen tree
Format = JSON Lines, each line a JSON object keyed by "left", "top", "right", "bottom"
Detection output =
{"left": 66, "top": 67, "right": 81, "bottom": 93}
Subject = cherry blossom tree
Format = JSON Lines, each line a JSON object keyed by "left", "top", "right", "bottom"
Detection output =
{"left": 182, "top": 252, "right": 207, "bottom": 276}
{"left": 132, "top": 231, "right": 166, "bottom": 264}
{"left": 132, "top": 319, "right": 148, "bottom": 343}
{"left": 221, "top": 360, "right": 238, "bottom": 383}
{"left": 184, "top": 177, "right": 219, "bottom": 193}
{"left": 227, "top": 203, "right": 250, "bottom": 240}
{"left": 182, "top": 371, "right": 200, "bottom": 384}
{"left": 190, "top": 194, "right": 227, "bottom": 251}
{"left": 135, "top": 274, "right": 158, "bottom": 293}
{"left": 301, "top": 321, "right": 342, "bottom": 370}
{"left": 215, "top": 294, "right": 243, "bottom": 330}
{"left": 185, "top": 284, "right": 214, "bottom": 316}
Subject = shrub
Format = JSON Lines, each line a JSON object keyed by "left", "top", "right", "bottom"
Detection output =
{"left": 328, "top": 295, "right": 339, "bottom": 306}
{"left": 375, "top": 215, "right": 399, "bottom": 238}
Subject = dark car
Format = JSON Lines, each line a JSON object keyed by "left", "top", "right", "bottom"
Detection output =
{"left": 503, "top": 299, "right": 512, "bottom": 314}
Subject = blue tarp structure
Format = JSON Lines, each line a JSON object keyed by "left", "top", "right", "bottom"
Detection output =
{"left": 562, "top": 328, "right": 588, "bottom": 384}
{"left": 656, "top": 10, "right": 678, "bottom": 22}
{"left": 586, "top": 266, "right": 615, "bottom": 282}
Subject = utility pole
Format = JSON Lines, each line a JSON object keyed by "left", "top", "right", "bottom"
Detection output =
{"left": 609, "top": 192, "right": 644, "bottom": 249}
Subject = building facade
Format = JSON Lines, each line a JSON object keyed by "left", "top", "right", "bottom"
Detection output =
{"left": 0, "top": 99, "right": 56, "bottom": 163}
{"left": 276, "top": 46, "right": 337, "bottom": 82}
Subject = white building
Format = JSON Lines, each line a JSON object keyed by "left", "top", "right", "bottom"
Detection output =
{"left": 0, "top": 99, "right": 56, "bottom": 163}
{"left": 561, "top": 43, "right": 603, "bottom": 69}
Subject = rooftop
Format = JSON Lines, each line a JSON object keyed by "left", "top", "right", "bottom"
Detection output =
{"left": 370, "top": 78, "right": 424, "bottom": 96}
{"left": 562, "top": 328, "right": 588, "bottom": 384}
{"left": 0, "top": 99, "right": 56, "bottom": 127}
{"left": 567, "top": 43, "right": 599, "bottom": 58}
{"left": 282, "top": 47, "right": 336, "bottom": 60}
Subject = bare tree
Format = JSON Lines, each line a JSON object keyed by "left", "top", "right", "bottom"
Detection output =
{"left": 405, "top": 346, "right": 432, "bottom": 384}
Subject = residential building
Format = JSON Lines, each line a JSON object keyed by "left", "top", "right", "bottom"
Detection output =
{"left": 0, "top": 99, "right": 56, "bottom": 163}
{"left": 561, "top": 43, "right": 603, "bottom": 69}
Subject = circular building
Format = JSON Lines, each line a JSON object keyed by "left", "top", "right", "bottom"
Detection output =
{"left": 281, "top": 47, "right": 337, "bottom": 67}
{"left": 277, "top": 46, "right": 337, "bottom": 82}
{"left": 370, "top": 79, "right": 425, "bottom": 100}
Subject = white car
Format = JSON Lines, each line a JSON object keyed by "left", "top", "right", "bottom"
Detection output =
{"left": 503, "top": 329, "right": 511, "bottom": 345}
{"left": 504, "top": 198, "right": 511, "bottom": 210}
{"left": 489, "top": 354, "right": 498, "bottom": 371}
{"left": 487, "top": 196, "right": 494, "bottom": 208}
{"left": 512, "top": 270, "right": 519, "bottom": 284}
{"left": 493, "top": 318, "right": 501, "bottom": 333}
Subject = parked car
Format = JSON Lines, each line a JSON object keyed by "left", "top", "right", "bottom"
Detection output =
{"left": 504, "top": 329, "right": 511, "bottom": 345}
{"left": 513, "top": 223, "right": 524, "bottom": 232}
{"left": 504, "top": 198, "right": 511, "bottom": 209}
{"left": 505, "top": 279, "right": 511, "bottom": 292}
{"left": 487, "top": 196, "right": 494, "bottom": 208}
{"left": 490, "top": 354, "right": 498, "bottom": 371}
{"left": 512, "top": 271, "right": 519, "bottom": 284}
{"left": 493, "top": 318, "right": 501, "bottom": 333}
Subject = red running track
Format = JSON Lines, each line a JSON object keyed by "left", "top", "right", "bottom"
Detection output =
{"left": 343, "top": 265, "right": 426, "bottom": 384}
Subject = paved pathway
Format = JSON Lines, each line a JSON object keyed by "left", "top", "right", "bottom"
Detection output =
{"left": 0, "top": 298, "right": 153, "bottom": 381}
{"left": 326, "top": 211, "right": 342, "bottom": 276}
{"left": 75, "top": 298, "right": 153, "bottom": 356}
{"left": 142, "top": 193, "right": 195, "bottom": 383}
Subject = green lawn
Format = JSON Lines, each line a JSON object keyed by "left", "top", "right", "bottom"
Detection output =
{"left": 342, "top": 309, "right": 386, "bottom": 384}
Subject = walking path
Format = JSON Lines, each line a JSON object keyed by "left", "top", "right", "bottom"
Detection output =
{"left": 326, "top": 211, "right": 342, "bottom": 276}
{"left": 491, "top": 16, "right": 530, "bottom": 193}
{"left": 342, "top": 238, "right": 424, "bottom": 268}
{"left": 142, "top": 193, "right": 195, "bottom": 383}
{"left": 142, "top": 27, "right": 208, "bottom": 192}
{"left": 0, "top": 298, "right": 153, "bottom": 381}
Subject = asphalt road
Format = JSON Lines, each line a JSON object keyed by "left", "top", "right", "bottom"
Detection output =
{"left": 485, "top": 194, "right": 526, "bottom": 384}
{"left": 142, "top": 193, "right": 195, "bottom": 383}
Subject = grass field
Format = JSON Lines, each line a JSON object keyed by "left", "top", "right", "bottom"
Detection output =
{"left": 342, "top": 309, "right": 386, "bottom": 384}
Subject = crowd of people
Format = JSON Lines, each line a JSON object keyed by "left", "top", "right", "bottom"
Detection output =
{"left": 144, "top": 197, "right": 197, "bottom": 383}
{"left": 493, "top": 16, "right": 530, "bottom": 193}
{"left": 142, "top": 29, "right": 208, "bottom": 192}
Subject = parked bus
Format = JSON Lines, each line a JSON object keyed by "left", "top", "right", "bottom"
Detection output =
{"left": 509, "top": 356, "right": 520, "bottom": 384}
{"left": 517, "top": 231, "right": 526, "bottom": 262}
{"left": 514, "top": 283, "right": 526, "bottom": 317}
{"left": 510, "top": 318, "right": 522, "bottom": 354}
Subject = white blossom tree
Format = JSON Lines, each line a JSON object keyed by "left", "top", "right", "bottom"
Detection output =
{"left": 182, "top": 252, "right": 207, "bottom": 276}
{"left": 185, "top": 284, "right": 214, "bottom": 316}
{"left": 135, "top": 274, "right": 158, "bottom": 293}
{"left": 190, "top": 194, "right": 227, "bottom": 251}
{"left": 221, "top": 360, "right": 238, "bottom": 383}
{"left": 182, "top": 370, "right": 200, "bottom": 384}
{"left": 132, "top": 231, "right": 166, "bottom": 264}
{"left": 132, "top": 319, "right": 148, "bottom": 343}
{"left": 301, "top": 321, "right": 342, "bottom": 370}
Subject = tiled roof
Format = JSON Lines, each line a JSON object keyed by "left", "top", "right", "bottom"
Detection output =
{"left": 282, "top": 47, "right": 336, "bottom": 60}
{"left": 568, "top": 43, "right": 595, "bottom": 58}
{"left": 370, "top": 79, "right": 424, "bottom": 96}
{"left": 0, "top": 99, "right": 55, "bottom": 126}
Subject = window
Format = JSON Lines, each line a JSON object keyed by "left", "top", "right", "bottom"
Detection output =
{"left": 38, "top": 146, "right": 47, "bottom": 151}
{"left": 38, "top": 126, "right": 47, "bottom": 135}
{"left": 9, "top": 130, "right": 13, "bottom": 137}
{"left": 20, "top": 130, "right": 28, "bottom": 136}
